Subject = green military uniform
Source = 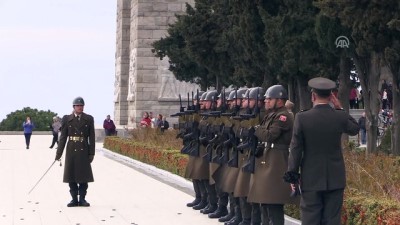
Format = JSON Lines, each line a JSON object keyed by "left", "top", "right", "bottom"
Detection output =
{"left": 288, "top": 77, "right": 359, "bottom": 225}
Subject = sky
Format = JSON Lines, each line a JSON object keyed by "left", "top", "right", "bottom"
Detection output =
{"left": 0, "top": 0, "right": 117, "bottom": 126}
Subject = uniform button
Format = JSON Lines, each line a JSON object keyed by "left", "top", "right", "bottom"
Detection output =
{"left": 75, "top": 149, "right": 77, "bottom": 151}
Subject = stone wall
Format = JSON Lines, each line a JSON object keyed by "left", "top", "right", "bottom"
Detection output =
{"left": 114, "top": 0, "right": 197, "bottom": 127}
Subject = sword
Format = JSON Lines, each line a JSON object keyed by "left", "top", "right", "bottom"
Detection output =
{"left": 28, "top": 160, "right": 59, "bottom": 194}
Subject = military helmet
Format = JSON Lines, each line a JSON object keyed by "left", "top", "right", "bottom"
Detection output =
{"left": 228, "top": 88, "right": 248, "bottom": 100}
{"left": 218, "top": 90, "right": 231, "bottom": 99}
{"left": 205, "top": 90, "right": 218, "bottom": 101}
{"left": 73, "top": 97, "right": 85, "bottom": 106}
{"left": 200, "top": 91, "right": 208, "bottom": 100}
{"left": 264, "top": 85, "right": 288, "bottom": 99}
{"left": 249, "top": 87, "right": 265, "bottom": 100}
{"left": 193, "top": 91, "right": 205, "bottom": 100}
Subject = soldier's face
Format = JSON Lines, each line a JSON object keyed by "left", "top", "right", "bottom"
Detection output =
{"left": 217, "top": 99, "right": 222, "bottom": 107}
{"left": 242, "top": 99, "right": 249, "bottom": 108}
{"left": 73, "top": 105, "right": 84, "bottom": 114}
{"left": 264, "top": 98, "right": 275, "bottom": 110}
{"left": 203, "top": 101, "right": 212, "bottom": 109}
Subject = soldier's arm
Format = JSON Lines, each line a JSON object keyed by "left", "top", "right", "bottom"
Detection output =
{"left": 88, "top": 115, "right": 96, "bottom": 156}
{"left": 344, "top": 113, "right": 360, "bottom": 136}
{"left": 55, "top": 115, "right": 68, "bottom": 160}
{"left": 287, "top": 115, "right": 303, "bottom": 173}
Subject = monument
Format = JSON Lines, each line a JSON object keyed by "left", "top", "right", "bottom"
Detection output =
{"left": 114, "top": 0, "right": 197, "bottom": 127}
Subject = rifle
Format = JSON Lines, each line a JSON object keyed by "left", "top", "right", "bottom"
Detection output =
{"left": 237, "top": 88, "right": 263, "bottom": 173}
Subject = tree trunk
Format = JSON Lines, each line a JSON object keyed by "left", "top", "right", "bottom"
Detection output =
{"left": 337, "top": 56, "right": 352, "bottom": 144}
{"left": 296, "top": 75, "right": 312, "bottom": 110}
{"left": 353, "top": 52, "right": 382, "bottom": 154}
{"left": 387, "top": 64, "right": 400, "bottom": 155}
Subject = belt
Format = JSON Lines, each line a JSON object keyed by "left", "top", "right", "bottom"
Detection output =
{"left": 69, "top": 136, "right": 84, "bottom": 142}
{"left": 263, "top": 142, "right": 289, "bottom": 150}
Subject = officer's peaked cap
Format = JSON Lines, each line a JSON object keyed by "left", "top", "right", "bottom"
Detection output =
{"left": 308, "top": 77, "right": 336, "bottom": 97}
{"left": 264, "top": 85, "right": 288, "bottom": 99}
{"left": 73, "top": 96, "right": 85, "bottom": 106}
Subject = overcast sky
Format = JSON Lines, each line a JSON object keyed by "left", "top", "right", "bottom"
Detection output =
{"left": 0, "top": 0, "right": 116, "bottom": 126}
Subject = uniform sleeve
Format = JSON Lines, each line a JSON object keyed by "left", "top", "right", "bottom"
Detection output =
{"left": 254, "top": 113, "right": 289, "bottom": 143}
{"left": 88, "top": 115, "right": 96, "bottom": 155}
{"left": 288, "top": 115, "right": 303, "bottom": 173}
{"left": 344, "top": 114, "right": 360, "bottom": 136}
{"left": 56, "top": 115, "right": 69, "bottom": 159}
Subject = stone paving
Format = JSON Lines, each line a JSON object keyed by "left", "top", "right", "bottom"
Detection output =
{"left": 0, "top": 135, "right": 300, "bottom": 225}
{"left": 0, "top": 135, "right": 223, "bottom": 225}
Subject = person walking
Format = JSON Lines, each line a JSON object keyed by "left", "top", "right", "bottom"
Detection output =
{"left": 55, "top": 96, "right": 95, "bottom": 207}
{"left": 286, "top": 77, "right": 359, "bottom": 225}
{"left": 23, "top": 116, "right": 35, "bottom": 149}
{"left": 49, "top": 116, "right": 62, "bottom": 148}
{"left": 103, "top": 115, "right": 116, "bottom": 136}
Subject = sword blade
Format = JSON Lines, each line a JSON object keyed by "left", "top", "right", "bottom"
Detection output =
{"left": 28, "top": 160, "right": 57, "bottom": 194}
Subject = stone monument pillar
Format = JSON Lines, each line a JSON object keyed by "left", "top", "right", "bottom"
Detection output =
{"left": 114, "top": 0, "right": 131, "bottom": 125}
{"left": 114, "top": 0, "right": 197, "bottom": 127}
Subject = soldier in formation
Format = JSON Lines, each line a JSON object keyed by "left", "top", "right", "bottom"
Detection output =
{"left": 174, "top": 86, "right": 297, "bottom": 225}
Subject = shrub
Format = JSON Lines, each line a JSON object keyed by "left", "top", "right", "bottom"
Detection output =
{"left": 104, "top": 129, "right": 400, "bottom": 224}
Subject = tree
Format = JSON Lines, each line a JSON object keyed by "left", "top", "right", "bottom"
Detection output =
{"left": 0, "top": 107, "right": 57, "bottom": 131}
{"left": 316, "top": 0, "right": 399, "bottom": 154}
{"left": 259, "top": 0, "right": 329, "bottom": 111}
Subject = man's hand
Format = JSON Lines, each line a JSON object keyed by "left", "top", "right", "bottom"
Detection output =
{"left": 55, "top": 154, "right": 61, "bottom": 161}
{"left": 88, "top": 155, "right": 94, "bottom": 163}
{"left": 330, "top": 93, "right": 343, "bottom": 110}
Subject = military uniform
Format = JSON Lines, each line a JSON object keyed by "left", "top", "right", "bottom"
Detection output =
{"left": 55, "top": 97, "right": 95, "bottom": 207}
{"left": 287, "top": 78, "right": 359, "bottom": 225}
{"left": 249, "top": 106, "right": 296, "bottom": 225}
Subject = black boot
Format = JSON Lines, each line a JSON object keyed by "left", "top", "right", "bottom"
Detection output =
{"left": 208, "top": 205, "right": 228, "bottom": 218}
{"left": 186, "top": 198, "right": 201, "bottom": 207}
{"left": 193, "top": 200, "right": 208, "bottom": 210}
{"left": 201, "top": 204, "right": 217, "bottom": 214}
{"left": 225, "top": 206, "right": 244, "bottom": 225}
{"left": 219, "top": 209, "right": 235, "bottom": 222}
{"left": 67, "top": 191, "right": 78, "bottom": 207}
{"left": 79, "top": 195, "right": 90, "bottom": 207}
{"left": 237, "top": 218, "right": 251, "bottom": 225}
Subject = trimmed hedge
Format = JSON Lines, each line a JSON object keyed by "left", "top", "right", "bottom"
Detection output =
{"left": 103, "top": 136, "right": 188, "bottom": 177}
{"left": 104, "top": 135, "right": 400, "bottom": 224}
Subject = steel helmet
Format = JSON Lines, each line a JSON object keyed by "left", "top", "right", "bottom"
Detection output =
{"left": 205, "top": 90, "right": 218, "bottom": 101}
{"left": 249, "top": 87, "right": 265, "bottom": 100}
{"left": 228, "top": 88, "right": 248, "bottom": 100}
{"left": 264, "top": 85, "right": 288, "bottom": 99}
{"left": 73, "top": 97, "right": 85, "bottom": 106}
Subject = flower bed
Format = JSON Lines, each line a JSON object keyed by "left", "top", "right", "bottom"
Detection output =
{"left": 103, "top": 129, "right": 400, "bottom": 224}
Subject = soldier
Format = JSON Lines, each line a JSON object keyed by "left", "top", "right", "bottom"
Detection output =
{"left": 286, "top": 77, "right": 359, "bottom": 225}
{"left": 184, "top": 91, "right": 209, "bottom": 211}
{"left": 218, "top": 88, "right": 247, "bottom": 225}
{"left": 249, "top": 85, "right": 296, "bottom": 225}
{"left": 232, "top": 87, "right": 262, "bottom": 225}
{"left": 55, "top": 97, "right": 95, "bottom": 207}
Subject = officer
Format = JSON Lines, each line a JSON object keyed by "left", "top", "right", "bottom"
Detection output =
{"left": 286, "top": 77, "right": 359, "bottom": 225}
{"left": 55, "top": 97, "right": 95, "bottom": 207}
{"left": 249, "top": 85, "right": 295, "bottom": 225}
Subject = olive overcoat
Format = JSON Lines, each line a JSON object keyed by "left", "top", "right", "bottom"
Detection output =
{"left": 56, "top": 113, "right": 95, "bottom": 183}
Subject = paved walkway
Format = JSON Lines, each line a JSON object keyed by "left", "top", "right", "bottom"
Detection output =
{"left": 0, "top": 135, "right": 300, "bottom": 225}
